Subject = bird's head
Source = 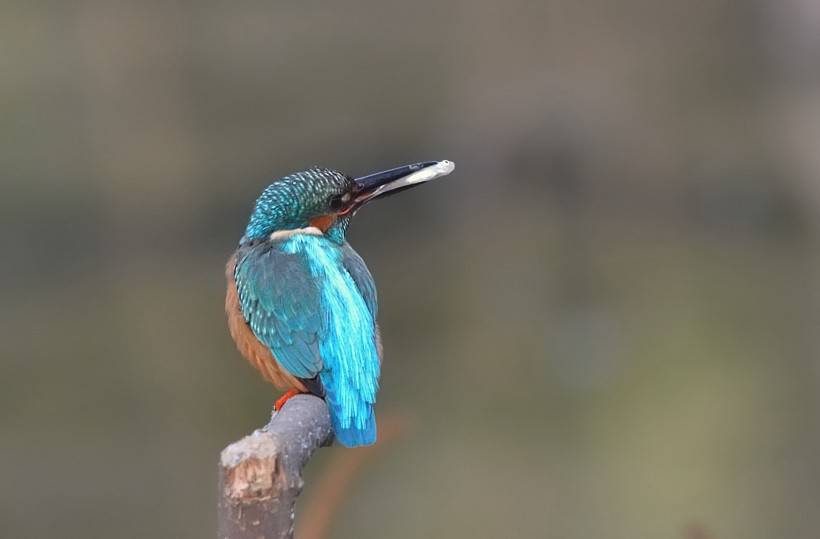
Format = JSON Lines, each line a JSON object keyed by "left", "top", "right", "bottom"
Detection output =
{"left": 243, "top": 160, "right": 455, "bottom": 244}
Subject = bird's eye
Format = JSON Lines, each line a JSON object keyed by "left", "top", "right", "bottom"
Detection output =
{"left": 330, "top": 192, "right": 351, "bottom": 211}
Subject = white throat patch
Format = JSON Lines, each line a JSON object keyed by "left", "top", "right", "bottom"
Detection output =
{"left": 269, "top": 226, "right": 323, "bottom": 241}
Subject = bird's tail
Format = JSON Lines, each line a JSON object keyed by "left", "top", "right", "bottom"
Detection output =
{"left": 321, "top": 374, "right": 377, "bottom": 447}
{"left": 333, "top": 407, "right": 376, "bottom": 447}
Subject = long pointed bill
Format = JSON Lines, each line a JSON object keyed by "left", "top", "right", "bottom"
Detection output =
{"left": 352, "top": 160, "right": 455, "bottom": 207}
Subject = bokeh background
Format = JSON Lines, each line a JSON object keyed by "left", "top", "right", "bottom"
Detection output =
{"left": 3, "top": 1, "right": 820, "bottom": 538}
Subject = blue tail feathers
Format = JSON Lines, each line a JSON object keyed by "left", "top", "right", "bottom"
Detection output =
{"left": 330, "top": 403, "right": 377, "bottom": 447}
{"left": 283, "top": 235, "right": 381, "bottom": 448}
{"left": 321, "top": 367, "right": 378, "bottom": 447}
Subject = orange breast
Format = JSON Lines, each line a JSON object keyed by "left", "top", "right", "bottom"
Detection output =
{"left": 225, "top": 255, "right": 306, "bottom": 392}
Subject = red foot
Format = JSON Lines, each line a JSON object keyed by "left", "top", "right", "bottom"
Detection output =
{"left": 274, "top": 389, "right": 301, "bottom": 411}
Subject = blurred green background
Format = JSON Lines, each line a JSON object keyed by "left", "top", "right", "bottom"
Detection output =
{"left": 2, "top": 1, "right": 820, "bottom": 538}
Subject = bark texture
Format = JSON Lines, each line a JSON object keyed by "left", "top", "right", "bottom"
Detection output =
{"left": 218, "top": 394, "right": 333, "bottom": 539}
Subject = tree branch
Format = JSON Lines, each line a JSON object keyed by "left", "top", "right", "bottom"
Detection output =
{"left": 218, "top": 394, "right": 333, "bottom": 539}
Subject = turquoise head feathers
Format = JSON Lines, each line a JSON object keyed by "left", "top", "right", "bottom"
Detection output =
{"left": 244, "top": 167, "right": 354, "bottom": 243}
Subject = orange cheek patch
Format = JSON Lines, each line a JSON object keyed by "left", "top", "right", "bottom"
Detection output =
{"left": 310, "top": 214, "right": 337, "bottom": 232}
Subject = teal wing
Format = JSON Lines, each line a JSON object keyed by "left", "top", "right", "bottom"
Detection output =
{"left": 234, "top": 241, "right": 323, "bottom": 379}
{"left": 341, "top": 243, "right": 378, "bottom": 319}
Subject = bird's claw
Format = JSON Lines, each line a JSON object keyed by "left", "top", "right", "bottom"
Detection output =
{"left": 274, "top": 389, "right": 301, "bottom": 411}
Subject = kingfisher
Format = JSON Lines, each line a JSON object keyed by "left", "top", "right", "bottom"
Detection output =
{"left": 226, "top": 160, "right": 455, "bottom": 447}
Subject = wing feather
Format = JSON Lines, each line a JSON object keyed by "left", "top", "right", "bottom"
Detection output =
{"left": 341, "top": 243, "right": 378, "bottom": 318}
{"left": 234, "top": 240, "right": 323, "bottom": 379}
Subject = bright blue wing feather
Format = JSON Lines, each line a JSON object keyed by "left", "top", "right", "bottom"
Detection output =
{"left": 279, "top": 236, "right": 380, "bottom": 445}
{"left": 341, "top": 243, "right": 378, "bottom": 319}
{"left": 235, "top": 240, "right": 323, "bottom": 378}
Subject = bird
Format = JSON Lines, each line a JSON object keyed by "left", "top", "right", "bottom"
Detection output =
{"left": 225, "top": 160, "right": 455, "bottom": 447}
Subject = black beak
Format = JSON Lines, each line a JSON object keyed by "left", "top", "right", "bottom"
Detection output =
{"left": 352, "top": 160, "right": 455, "bottom": 207}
